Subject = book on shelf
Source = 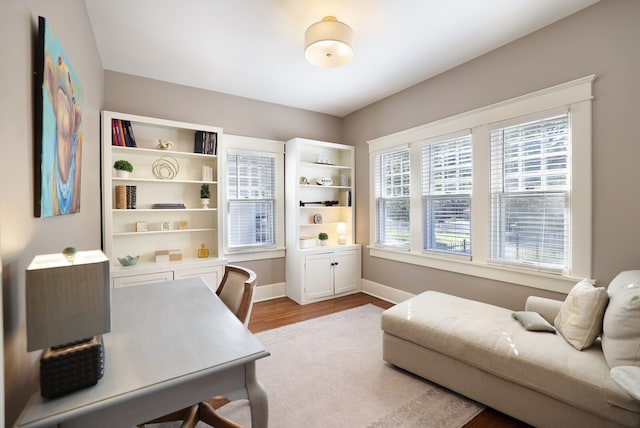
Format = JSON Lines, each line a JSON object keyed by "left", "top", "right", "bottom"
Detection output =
{"left": 194, "top": 131, "right": 217, "bottom": 155}
{"left": 151, "top": 203, "right": 186, "bottom": 209}
{"left": 126, "top": 185, "right": 136, "bottom": 209}
{"left": 339, "top": 190, "right": 352, "bottom": 207}
{"left": 117, "top": 120, "right": 126, "bottom": 147}
{"left": 115, "top": 185, "right": 137, "bottom": 209}
{"left": 111, "top": 119, "right": 122, "bottom": 146}
{"left": 123, "top": 120, "right": 137, "bottom": 147}
{"left": 115, "top": 185, "right": 126, "bottom": 208}
{"left": 111, "top": 119, "right": 137, "bottom": 147}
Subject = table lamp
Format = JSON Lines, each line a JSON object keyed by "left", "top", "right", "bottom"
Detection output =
{"left": 337, "top": 222, "right": 347, "bottom": 245}
{"left": 26, "top": 249, "right": 111, "bottom": 398}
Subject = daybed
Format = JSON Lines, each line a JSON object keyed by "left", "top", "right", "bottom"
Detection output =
{"left": 381, "top": 271, "right": 640, "bottom": 428}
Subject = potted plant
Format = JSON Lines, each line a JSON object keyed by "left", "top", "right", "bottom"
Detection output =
{"left": 113, "top": 159, "right": 133, "bottom": 178}
{"left": 318, "top": 232, "right": 329, "bottom": 246}
{"left": 200, "top": 183, "right": 211, "bottom": 208}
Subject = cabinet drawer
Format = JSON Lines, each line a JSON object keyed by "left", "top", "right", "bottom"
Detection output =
{"left": 174, "top": 265, "right": 223, "bottom": 292}
{"left": 112, "top": 270, "right": 174, "bottom": 288}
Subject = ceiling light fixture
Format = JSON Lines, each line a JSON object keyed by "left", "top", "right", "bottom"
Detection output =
{"left": 304, "top": 16, "right": 353, "bottom": 68}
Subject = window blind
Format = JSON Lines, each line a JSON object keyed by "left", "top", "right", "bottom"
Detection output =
{"left": 422, "top": 134, "right": 472, "bottom": 256}
{"left": 227, "top": 153, "right": 277, "bottom": 249}
{"left": 490, "top": 113, "right": 569, "bottom": 270}
{"left": 374, "top": 148, "right": 411, "bottom": 248}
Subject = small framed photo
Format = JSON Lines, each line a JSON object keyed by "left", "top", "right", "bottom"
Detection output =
{"left": 160, "top": 220, "right": 170, "bottom": 231}
{"left": 136, "top": 221, "right": 147, "bottom": 232}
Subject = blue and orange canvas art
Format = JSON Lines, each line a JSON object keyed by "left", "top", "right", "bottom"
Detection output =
{"left": 35, "top": 16, "right": 83, "bottom": 217}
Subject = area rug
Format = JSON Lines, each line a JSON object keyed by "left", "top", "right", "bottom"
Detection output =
{"left": 150, "top": 304, "right": 484, "bottom": 427}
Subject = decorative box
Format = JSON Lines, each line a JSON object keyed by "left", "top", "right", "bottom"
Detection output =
{"left": 300, "top": 237, "right": 316, "bottom": 249}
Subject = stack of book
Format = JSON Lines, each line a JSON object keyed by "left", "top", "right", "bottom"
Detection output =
{"left": 194, "top": 131, "right": 217, "bottom": 155}
{"left": 111, "top": 119, "right": 137, "bottom": 147}
{"left": 115, "top": 185, "right": 136, "bottom": 209}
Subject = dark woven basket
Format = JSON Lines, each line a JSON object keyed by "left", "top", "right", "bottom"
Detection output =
{"left": 40, "top": 336, "right": 105, "bottom": 399}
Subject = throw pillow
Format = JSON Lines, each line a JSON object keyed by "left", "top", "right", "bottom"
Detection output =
{"left": 601, "top": 282, "right": 640, "bottom": 368}
{"left": 554, "top": 279, "right": 609, "bottom": 350}
{"left": 512, "top": 311, "right": 556, "bottom": 333}
{"left": 607, "top": 270, "right": 640, "bottom": 297}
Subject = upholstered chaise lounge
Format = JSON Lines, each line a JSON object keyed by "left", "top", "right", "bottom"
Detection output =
{"left": 381, "top": 271, "right": 640, "bottom": 428}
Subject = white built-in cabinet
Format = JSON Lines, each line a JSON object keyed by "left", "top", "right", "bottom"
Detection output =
{"left": 285, "top": 138, "right": 361, "bottom": 304}
{"left": 101, "top": 111, "right": 226, "bottom": 290}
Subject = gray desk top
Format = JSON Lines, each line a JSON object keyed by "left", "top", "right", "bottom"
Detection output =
{"left": 16, "top": 277, "right": 268, "bottom": 427}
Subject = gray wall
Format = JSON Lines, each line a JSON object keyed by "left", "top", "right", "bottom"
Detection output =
{"left": 0, "top": 1, "right": 104, "bottom": 425}
{"left": 343, "top": 0, "right": 640, "bottom": 307}
{"left": 103, "top": 71, "right": 343, "bottom": 284}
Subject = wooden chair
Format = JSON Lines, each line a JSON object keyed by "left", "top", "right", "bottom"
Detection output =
{"left": 216, "top": 264, "right": 257, "bottom": 328}
{"left": 139, "top": 265, "right": 257, "bottom": 428}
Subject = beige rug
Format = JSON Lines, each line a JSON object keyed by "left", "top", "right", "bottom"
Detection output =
{"left": 148, "top": 304, "right": 484, "bottom": 427}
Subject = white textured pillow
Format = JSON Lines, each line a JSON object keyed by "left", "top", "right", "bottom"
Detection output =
{"left": 554, "top": 279, "right": 609, "bottom": 350}
{"left": 602, "top": 282, "right": 640, "bottom": 368}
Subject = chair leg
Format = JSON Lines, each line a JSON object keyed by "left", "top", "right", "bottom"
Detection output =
{"left": 179, "top": 404, "right": 200, "bottom": 428}
{"left": 205, "top": 395, "right": 231, "bottom": 409}
{"left": 197, "top": 400, "right": 243, "bottom": 428}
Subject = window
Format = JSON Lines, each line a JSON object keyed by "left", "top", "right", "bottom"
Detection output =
{"left": 490, "top": 113, "right": 569, "bottom": 272}
{"left": 422, "top": 134, "right": 472, "bottom": 256}
{"left": 368, "top": 75, "right": 593, "bottom": 292}
{"left": 227, "top": 153, "right": 276, "bottom": 249}
{"left": 374, "top": 147, "right": 411, "bottom": 249}
{"left": 223, "top": 136, "right": 285, "bottom": 260}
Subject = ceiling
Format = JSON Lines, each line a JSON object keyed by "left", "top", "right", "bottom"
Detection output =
{"left": 84, "top": 0, "right": 599, "bottom": 117}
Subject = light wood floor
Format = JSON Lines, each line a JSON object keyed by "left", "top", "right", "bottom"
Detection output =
{"left": 248, "top": 292, "right": 530, "bottom": 428}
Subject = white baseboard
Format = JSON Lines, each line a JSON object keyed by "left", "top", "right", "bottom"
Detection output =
{"left": 361, "top": 279, "right": 415, "bottom": 304}
{"left": 254, "top": 282, "right": 286, "bottom": 302}
{"left": 255, "top": 280, "right": 412, "bottom": 305}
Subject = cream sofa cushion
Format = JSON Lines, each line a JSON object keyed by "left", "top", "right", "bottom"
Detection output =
{"left": 602, "top": 281, "right": 640, "bottom": 368}
{"left": 554, "top": 279, "right": 609, "bottom": 350}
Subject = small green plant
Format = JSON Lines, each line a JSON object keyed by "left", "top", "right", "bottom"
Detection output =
{"left": 318, "top": 232, "right": 329, "bottom": 241}
{"left": 113, "top": 159, "right": 133, "bottom": 172}
{"left": 200, "top": 183, "right": 211, "bottom": 199}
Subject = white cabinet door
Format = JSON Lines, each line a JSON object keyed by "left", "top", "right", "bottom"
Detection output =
{"left": 333, "top": 249, "right": 360, "bottom": 294}
{"left": 174, "top": 265, "right": 224, "bottom": 293}
{"left": 304, "top": 252, "right": 334, "bottom": 300}
{"left": 112, "top": 271, "right": 174, "bottom": 288}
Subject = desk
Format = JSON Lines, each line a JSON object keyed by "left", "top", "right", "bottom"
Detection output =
{"left": 15, "top": 278, "right": 270, "bottom": 428}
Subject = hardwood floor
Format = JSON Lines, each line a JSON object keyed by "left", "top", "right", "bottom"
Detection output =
{"left": 248, "top": 292, "right": 530, "bottom": 428}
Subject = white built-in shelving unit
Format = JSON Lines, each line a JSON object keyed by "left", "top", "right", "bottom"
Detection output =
{"left": 285, "top": 137, "right": 361, "bottom": 304}
{"left": 101, "top": 111, "right": 226, "bottom": 289}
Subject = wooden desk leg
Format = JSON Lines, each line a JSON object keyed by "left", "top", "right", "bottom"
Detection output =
{"left": 245, "top": 361, "right": 268, "bottom": 428}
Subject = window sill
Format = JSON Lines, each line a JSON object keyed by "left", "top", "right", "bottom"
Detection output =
{"left": 224, "top": 248, "right": 285, "bottom": 262}
{"left": 368, "top": 246, "right": 580, "bottom": 294}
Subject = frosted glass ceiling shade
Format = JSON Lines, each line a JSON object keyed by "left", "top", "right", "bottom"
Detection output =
{"left": 305, "top": 16, "right": 353, "bottom": 68}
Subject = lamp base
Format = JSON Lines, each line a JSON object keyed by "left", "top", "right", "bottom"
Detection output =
{"left": 40, "top": 336, "right": 105, "bottom": 399}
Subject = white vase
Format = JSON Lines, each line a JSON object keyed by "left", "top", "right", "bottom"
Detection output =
{"left": 200, "top": 198, "right": 210, "bottom": 209}
{"left": 115, "top": 170, "right": 130, "bottom": 178}
{"left": 319, "top": 240, "right": 327, "bottom": 246}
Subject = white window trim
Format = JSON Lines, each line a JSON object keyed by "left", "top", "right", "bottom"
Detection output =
{"left": 368, "top": 75, "right": 595, "bottom": 293}
{"left": 222, "top": 135, "right": 285, "bottom": 262}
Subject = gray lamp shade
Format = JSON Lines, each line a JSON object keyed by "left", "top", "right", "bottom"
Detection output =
{"left": 26, "top": 250, "right": 111, "bottom": 352}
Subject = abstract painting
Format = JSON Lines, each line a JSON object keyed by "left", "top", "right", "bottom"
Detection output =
{"left": 34, "top": 16, "right": 83, "bottom": 217}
